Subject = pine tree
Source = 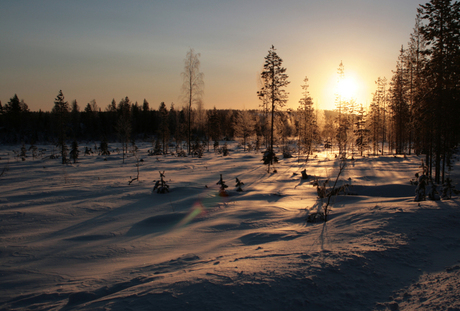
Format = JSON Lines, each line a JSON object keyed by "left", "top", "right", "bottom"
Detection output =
{"left": 158, "top": 102, "right": 170, "bottom": 154}
{"left": 207, "top": 107, "right": 221, "bottom": 148}
{"left": 100, "top": 138, "right": 110, "bottom": 156}
{"left": 354, "top": 104, "right": 369, "bottom": 156}
{"left": 52, "top": 90, "right": 70, "bottom": 164}
{"left": 168, "top": 103, "right": 177, "bottom": 144}
{"left": 406, "top": 13, "right": 428, "bottom": 155}
{"left": 257, "top": 45, "right": 290, "bottom": 173}
{"left": 334, "top": 62, "right": 351, "bottom": 156}
{"left": 216, "top": 174, "right": 228, "bottom": 196}
{"left": 4, "top": 94, "right": 29, "bottom": 142}
{"left": 418, "top": 0, "right": 460, "bottom": 183}
{"left": 297, "top": 76, "right": 316, "bottom": 160}
{"left": 389, "top": 46, "right": 410, "bottom": 154}
{"left": 153, "top": 171, "right": 170, "bottom": 193}
{"left": 235, "top": 177, "right": 244, "bottom": 191}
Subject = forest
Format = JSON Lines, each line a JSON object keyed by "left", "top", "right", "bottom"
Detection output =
{"left": 1, "top": 1, "right": 460, "bottom": 310}
{"left": 0, "top": 0, "right": 458, "bottom": 184}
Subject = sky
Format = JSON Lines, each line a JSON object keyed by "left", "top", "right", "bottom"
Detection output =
{"left": 0, "top": 0, "right": 428, "bottom": 112}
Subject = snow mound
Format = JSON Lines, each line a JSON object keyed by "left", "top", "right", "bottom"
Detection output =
{"left": 1, "top": 144, "right": 460, "bottom": 310}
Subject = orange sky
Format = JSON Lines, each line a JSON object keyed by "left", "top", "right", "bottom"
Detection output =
{"left": 0, "top": 0, "right": 427, "bottom": 112}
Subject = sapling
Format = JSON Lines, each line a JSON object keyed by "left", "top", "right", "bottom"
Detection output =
{"left": 262, "top": 149, "right": 278, "bottom": 173}
{"left": 427, "top": 178, "right": 440, "bottom": 201}
{"left": 414, "top": 174, "right": 427, "bottom": 202}
{"left": 235, "top": 177, "right": 244, "bottom": 191}
{"left": 29, "top": 144, "right": 38, "bottom": 160}
{"left": 70, "top": 140, "right": 79, "bottom": 163}
{"left": 220, "top": 143, "right": 229, "bottom": 156}
{"left": 128, "top": 155, "right": 141, "bottom": 185}
{"left": 301, "top": 169, "right": 308, "bottom": 180}
{"left": 192, "top": 140, "right": 204, "bottom": 158}
{"left": 100, "top": 140, "right": 110, "bottom": 156}
{"left": 216, "top": 174, "right": 228, "bottom": 196}
{"left": 153, "top": 140, "right": 162, "bottom": 155}
{"left": 309, "top": 155, "right": 348, "bottom": 222}
{"left": 153, "top": 171, "right": 169, "bottom": 193}
{"left": 20, "top": 144, "right": 27, "bottom": 161}
{"left": 441, "top": 178, "right": 454, "bottom": 200}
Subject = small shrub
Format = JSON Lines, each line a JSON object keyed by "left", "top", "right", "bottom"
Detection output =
{"left": 153, "top": 171, "right": 169, "bottom": 193}
{"left": 216, "top": 174, "right": 228, "bottom": 196}
{"left": 235, "top": 177, "right": 244, "bottom": 191}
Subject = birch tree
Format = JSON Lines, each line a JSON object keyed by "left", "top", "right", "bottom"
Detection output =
{"left": 181, "top": 48, "right": 204, "bottom": 155}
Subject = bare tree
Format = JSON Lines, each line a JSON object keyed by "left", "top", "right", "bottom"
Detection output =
{"left": 181, "top": 48, "right": 204, "bottom": 155}
{"left": 116, "top": 97, "right": 132, "bottom": 164}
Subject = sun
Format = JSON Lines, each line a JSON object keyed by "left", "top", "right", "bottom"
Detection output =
{"left": 337, "top": 76, "right": 358, "bottom": 101}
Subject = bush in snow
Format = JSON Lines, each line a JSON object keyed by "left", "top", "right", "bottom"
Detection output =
{"left": 69, "top": 140, "right": 79, "bottom": 163}
{"left": 427, "top": 178, "right": 440, "bottom": 201}
{"left": 216, "top": 174, "right": 228, "bottom": 196}
{"left": 99, "top": 139, "right": 110, "bottom": 156}
{"left": 29, "top": 144, "right": 38, "bottom": 160}
{"left": 301, "top": 169, "right": 308, "bottom": 180}
{"left": 414, "top": 174, "right": 427, "bottom": 202}
{"left": 282, "top": 145, "right": 292, "bottom": 158}
{"left": 192, "top": 141, "right": 204, "bottom": 158}
{"left": 262, "top": 149, "right": 278, "bottom": 173}
{"left": 441, "top": 177, "right": 454, "bottom": 200}
{"left": 310, "top": 157, "right": 348, "bottom": 222}
{"left": 153, "top": 171, "right": 169, "bottom": 193}
{"left": 84, "top": 146, "right": 93, "bottom": 155}
{"left": 176, "top": 149, "right": 187, "bottom": 157}
{"left": 235, "top": 177, "right": 244, "bottom": 191}
{"left": 20, "top": 144, "right": 27, "bottom": 160}
{"left": 218, "top": 142, "right": 229, "bottom": 156}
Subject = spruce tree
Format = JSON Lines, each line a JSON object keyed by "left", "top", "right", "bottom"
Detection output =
{"left": 158, "top": 102, "right": 169, "bottom": 154}
{"left": 257, "top": 45, "right": 290, "bottom": 173}
{"left": 419, "top": 0, "right": 460, "bottom": 183}
{"left": 52, "top": 90, "right": 70, "bottom": 164}
{"left": 297, "top": 76, "right": 316, "bottom": 160}
{"left": 389, "top": 46, "right": 410, "bottom": 154}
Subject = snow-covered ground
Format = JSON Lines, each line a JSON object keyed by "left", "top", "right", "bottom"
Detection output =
{"left": 1, "top": 142, "right": 460, "bottom": 311}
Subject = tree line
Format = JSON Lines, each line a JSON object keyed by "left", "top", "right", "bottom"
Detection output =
{"left": 368, "top": 0, "right": 460, "bottom": 184}
{"left": 1, "top": 0, "right": 458, "bottom": 184}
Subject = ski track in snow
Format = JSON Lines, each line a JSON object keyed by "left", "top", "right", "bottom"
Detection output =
{"left": 1, "top": 142, "right": 460, "bottom": 310}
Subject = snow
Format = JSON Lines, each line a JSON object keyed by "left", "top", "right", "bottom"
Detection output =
{"left": 1, "top": 142, "right": 460, "bottom": 310}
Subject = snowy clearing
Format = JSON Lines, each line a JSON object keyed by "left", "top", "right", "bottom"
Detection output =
{"left": 1, "top": 142, "right": 460, "bottom": 311}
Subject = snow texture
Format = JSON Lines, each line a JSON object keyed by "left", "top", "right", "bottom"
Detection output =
{"left": 1, "top": 142, "right": 460, "bottom": 310}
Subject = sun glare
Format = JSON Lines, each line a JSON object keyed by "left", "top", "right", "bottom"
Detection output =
{"left": 337, "top": 76, "right": 358, "bottom": 101}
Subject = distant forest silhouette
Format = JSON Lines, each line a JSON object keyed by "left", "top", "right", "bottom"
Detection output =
{"left": 0, "top": 0, "right": 459, "bottom": 185}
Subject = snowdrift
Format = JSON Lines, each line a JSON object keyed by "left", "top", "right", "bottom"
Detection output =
{"left": 1, "top": 143, "right": 459, "bottom": 310}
